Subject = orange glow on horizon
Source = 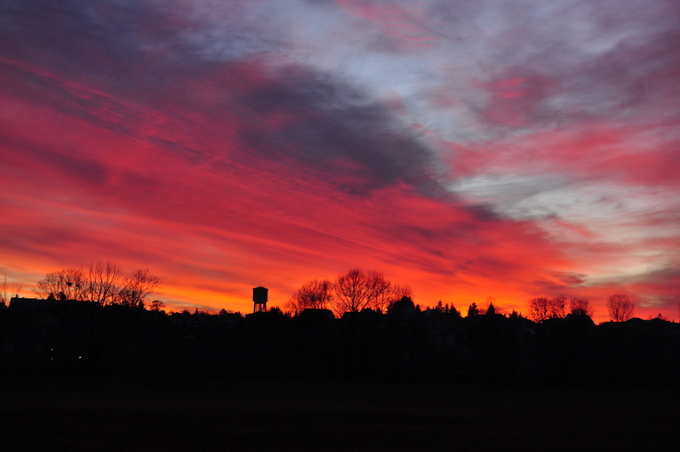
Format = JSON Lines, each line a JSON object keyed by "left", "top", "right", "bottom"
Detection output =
{"left": 1, "top": 1, "right": 678, "bottom": 325}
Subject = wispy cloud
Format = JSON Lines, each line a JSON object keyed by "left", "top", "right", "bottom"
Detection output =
{"left": 1, "top": 0, "right": 678, "bottom": 319}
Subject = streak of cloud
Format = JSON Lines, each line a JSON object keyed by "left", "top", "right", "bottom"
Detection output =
{"left": 1, "top": 0, "right": 679, "bottom": 320}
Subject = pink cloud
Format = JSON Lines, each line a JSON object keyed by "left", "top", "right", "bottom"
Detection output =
{"left": 477, "top": 72, "right": 557, "bottom": 127}
{"left": 1, "top": 0, "right": 679, "bottom": 322}
{"left": 336, "top": 0, "right": 438, "bottom": 47}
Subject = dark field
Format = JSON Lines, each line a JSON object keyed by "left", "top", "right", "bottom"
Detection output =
{"left": 0, "top": 377, "right": 677, "bottom": 451}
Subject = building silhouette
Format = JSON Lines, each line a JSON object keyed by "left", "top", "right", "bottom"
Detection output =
{"left": 252, "top": 286, "right": 268, "bottom": 313}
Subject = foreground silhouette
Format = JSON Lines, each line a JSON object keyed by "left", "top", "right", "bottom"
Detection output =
{"left": 2, "top": 296, "right": 679, "bottom": 387}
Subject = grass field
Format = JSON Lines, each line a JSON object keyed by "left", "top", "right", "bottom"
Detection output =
{"left": 0, "top": 377, "right": 677, "bottom": 451}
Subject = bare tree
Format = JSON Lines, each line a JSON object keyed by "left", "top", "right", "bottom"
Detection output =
{"left": 549, "top": 296, "right": 566, "bottom": 319}
{"left": 286, "top": 279, "right": 334, "bottom": 315}
{"left": 331, "top": 269, "right": 397, "bottom": 316}
{"left": 84, "top": 261, "right": 124, "bottom": 305}
{"left": 0, "top": 272, "right": 7, "bottom": 305}
{"left": 373, "top": 283, "right": 412, "bottom": 313}
{"left": 528, "top": 297, "right": 549, "bottom": 322}
{"left": 569, "top": 298, "right": 593, "bottom": 317}
{"left": 365, "top": 272, "right": 392, "bottom": 312}
{"left": 149, "top": 299, "right": 166, "bottom": 311}
{"left": 35, "top": 268, "right": 86, "bottom": 300}
{"left": 0, "top": 272, "right": 8, "bottom": 306}
{"left": 332, "top": 269, "right": 369, "bottom": 316}
{"left": 34, "top": 262, "right": 161, "bottom": 308}
{"left": 608, "top": 294, "right": 634, "bottom": 322}
{"left": 528, "top": 296, "right": 566, "bottom": 322}
{"left": 118, "top": 269, "right": 162, "bottom": 309}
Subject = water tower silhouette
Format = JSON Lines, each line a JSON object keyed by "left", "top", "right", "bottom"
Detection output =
{"left": 252, "top": 286, "right": 268, "bottom": 313}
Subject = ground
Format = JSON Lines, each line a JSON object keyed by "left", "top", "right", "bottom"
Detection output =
{"left": 0, "top": 377, "right": 677, "bottom": 451}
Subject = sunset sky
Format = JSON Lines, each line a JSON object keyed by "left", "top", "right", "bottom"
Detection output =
{"left": 1, "top": 0, "right": 679, "bottom": 321}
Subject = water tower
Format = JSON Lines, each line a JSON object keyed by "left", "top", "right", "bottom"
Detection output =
{"left": 252, "top": 286, "right": 268, "bottom": 313}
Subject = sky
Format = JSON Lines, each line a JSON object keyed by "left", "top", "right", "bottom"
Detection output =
{"left": 1, "top": 0, "right": 679, "bottom": 321}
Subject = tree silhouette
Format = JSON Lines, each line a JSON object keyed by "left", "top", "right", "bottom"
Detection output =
{"left": 0, "top": 273, "right": 21, "bottom": 305}
{"left": 569, "top": 298, "right": 593, "bottom": 317}
{"left": 331, "top": 269, "right": 403, "bottom": 316}
{"left": 7, "top": 265, "right": 680, "bottom": 387}
{"left": 549, "top": 296, "right": 566, "bottom": 319}
{"left": 35, "top": 262, "right": 161, "bottom": 308}
{"left": 607, "top": 294, "right": 634, "bottom": 322}
{"left": 118, "top": 269, "right": 162, "bottom": 309}
{"left": 286, "top": 279, "right": 334, "bottom": 315}
{"left": 84, "top": 261, "right": 124, "bottom": 305}
{"left": 0, "top": 272, "right": 7, "bottom": 305}
{"left": 528, "top": 296, "right": 566, "bottom": 322}
{"left": 35, "top": 268, "right": 86, "bottom": 301}
{"left": 332, "top": 269, "right": 367, "bottom": 315}
{"left": 528, "top": 297, "right": 549, "bottom": 321}
{"left": 375, "top": 283, "right": 412, "bottom": 313}
{"left": 446, "top": 303, "right": 461, "bottom": 318}
{"left": 485, "top": 296, "right": 497, "bottom": 314}
{"left": 149, "top": 299, "right": 166, "bottom": 311}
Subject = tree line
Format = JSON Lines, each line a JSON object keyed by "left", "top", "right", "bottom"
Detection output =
{"left": 3, "top": 263, "right": 640, "bottom": 323}
{"left": 527, "top": 295, "right": 635, "bottom": 323}
{"left": 285, "top": 269, "right": 411, "bottom": 317}
{"left": 1, "top": 291, "right": 677, "bottom": 386}
{"left": 287, "top": 269, "right": 638, "bottom": 323}
{"left": 32, "top": 261, "right": 162, "bottom": 310}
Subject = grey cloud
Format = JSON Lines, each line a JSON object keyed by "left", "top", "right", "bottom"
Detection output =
{"left": 220, "top": 63, "right": 449, "bottom": 196}
{"left": 409, "top": 0, "right": 680, "bottom": 135}
{"left": 0, "top": 127, "right": 111, "bottom": 189}
{"left": 629, "top": 267, "right": 680, "bottom": 309}
{"left": 1, "top": 0, "right": 449, "bottom": 196}
{"left": 502, "top": 1, "right": 680, "bottom": 124}
{"left": 452, "top": 175, "right": 573, "bottom": 221}
{"left": 557, "top": 273, "right": 586, "bottom": 286}
{"left": 0, "top": 1, "right": 279, "bottom": 92}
